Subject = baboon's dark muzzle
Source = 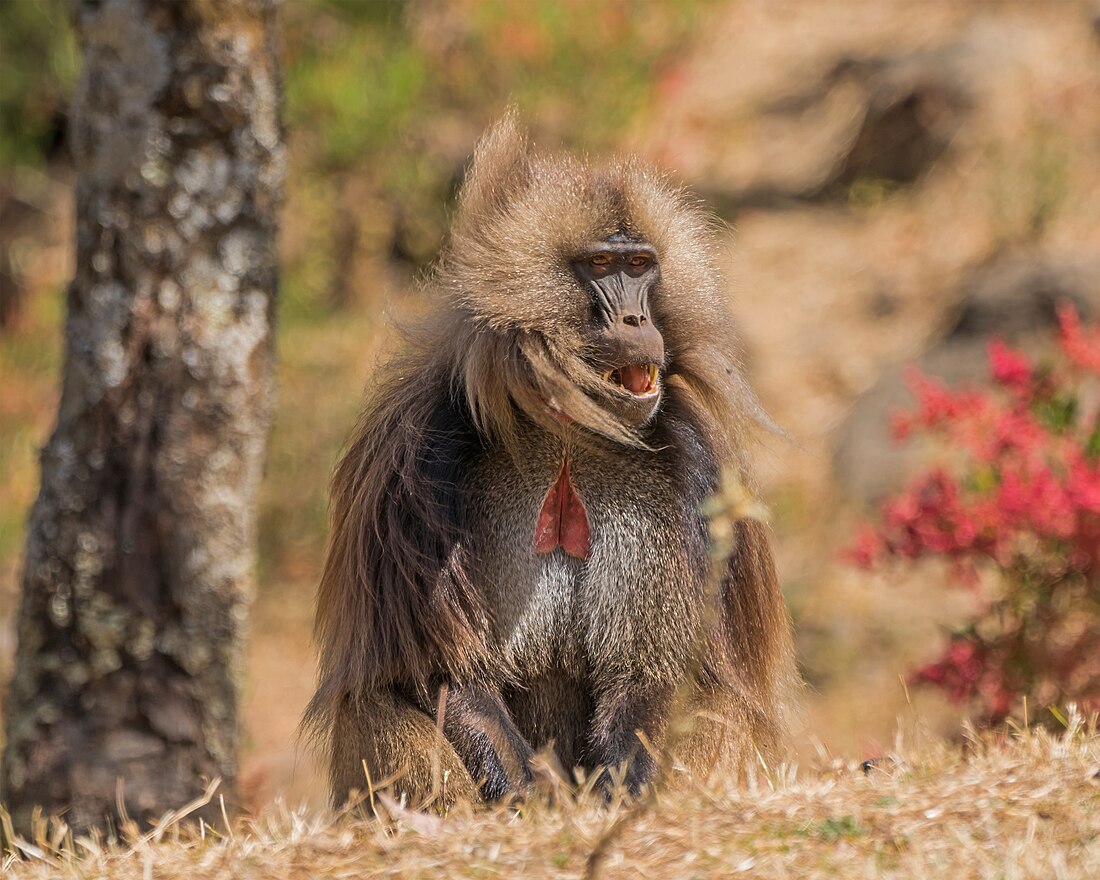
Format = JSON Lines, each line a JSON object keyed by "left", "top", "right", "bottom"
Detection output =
{"left": 588, "top": 271, "right": 665, "bottom": 373}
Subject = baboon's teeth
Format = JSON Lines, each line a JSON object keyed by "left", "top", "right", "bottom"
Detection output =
{"left": 601, "top": 363, "right": 660, "bottom": 395}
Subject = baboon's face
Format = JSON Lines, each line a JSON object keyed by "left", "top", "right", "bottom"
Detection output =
{"left": 571, "top": 231, "right": 665, "bottom": 426}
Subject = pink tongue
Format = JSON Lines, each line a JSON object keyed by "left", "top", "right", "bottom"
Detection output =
{"left": 619, "top": 364, "right": 649, "bottom": 393}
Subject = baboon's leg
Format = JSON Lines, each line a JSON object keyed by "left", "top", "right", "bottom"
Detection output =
{"left": 587, "top": 683, "right": 761, "bottom": 792}
{"left": 672, "top": 684, "right": 746, "bottom": 780}
{"left": 329, "top": 690, "right": 478, "bottom": 810}
{"left": 441, "top": 684, "right": 536, "bottom": 800}
{"left": 672, "top": 682, "right": 780, "bottom": 784}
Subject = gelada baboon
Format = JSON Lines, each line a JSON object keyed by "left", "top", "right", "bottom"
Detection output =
{"left": 304, "top": 112, "right": 796, "bottom": 807}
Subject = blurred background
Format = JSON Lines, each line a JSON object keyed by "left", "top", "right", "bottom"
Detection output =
{"left": 2, "top": 0, "right": 1099, "bottom": 807}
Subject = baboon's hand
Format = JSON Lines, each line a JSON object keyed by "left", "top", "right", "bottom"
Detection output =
{"left": 439, "top": 683, "right": 536, "bottom": 800}
{"left": 589, "top": 682, "right": 673, "bottom": 799}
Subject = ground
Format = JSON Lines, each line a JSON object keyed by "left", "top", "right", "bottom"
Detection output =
{"left": 4, "top": 724, "right": 1098, "bottom": 878}
{"left": 2, "top": 0, "right": 1099, "bottom": 851}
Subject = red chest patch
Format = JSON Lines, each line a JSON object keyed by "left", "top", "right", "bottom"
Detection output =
{"left": 533, "top": 458, "right": 591, "bottom": 560}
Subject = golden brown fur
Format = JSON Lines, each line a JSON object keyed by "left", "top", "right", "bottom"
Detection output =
{"left": 304, "top": 111, "right": 796, "bottom": 807}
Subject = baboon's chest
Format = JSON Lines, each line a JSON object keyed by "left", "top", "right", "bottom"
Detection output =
{"left": 466, "top": 434, "right": 698, "bottom": 680}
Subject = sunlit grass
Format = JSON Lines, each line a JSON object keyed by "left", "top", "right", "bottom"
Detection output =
{"left": 4, "top": 719, "right": 1099, "bottom": 879}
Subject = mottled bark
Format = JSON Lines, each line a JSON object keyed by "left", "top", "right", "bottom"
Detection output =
{"left": 1, "top": 0, "right": 283, "bottom": 833}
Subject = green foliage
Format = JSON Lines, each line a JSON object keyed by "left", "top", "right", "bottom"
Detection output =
{"left": 283, "top": 2, "right": 425, "bottom": 171}
{"left": 814, "top": 816, "right": 866, "bottom": 841}
{"left": 0, "top": 0, "right": 77, "bottom": 169}
{"left": 455, "top": 0, "right": 699, "bottom": 148}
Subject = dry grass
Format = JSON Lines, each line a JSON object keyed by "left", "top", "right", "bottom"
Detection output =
{"left": 5, "top": 719, "right": 1098, "bottom": 879}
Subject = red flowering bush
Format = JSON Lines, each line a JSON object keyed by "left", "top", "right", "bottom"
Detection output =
{"left": 849, "top": 304, "right": 1100, "bottom": 723}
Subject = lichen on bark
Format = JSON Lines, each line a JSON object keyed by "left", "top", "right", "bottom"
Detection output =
{"left": 1, "top": 0, "right": 283, "bottom": 833}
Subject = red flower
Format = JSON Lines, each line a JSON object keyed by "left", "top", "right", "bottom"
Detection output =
{"left": 847, "top": 309, "right": 1100, "bottom": 723}
{"left": 846, "top": 528, "right": 881, "bottom": 568}
{"left": 1068, "top": 452, "right": 1100, "bottom": 514}
{"left": 988, "top": 339, "right": 1032, "bottom": 390}
{"left": 1058, "top": 302, "right": 1100, "bottom": 374}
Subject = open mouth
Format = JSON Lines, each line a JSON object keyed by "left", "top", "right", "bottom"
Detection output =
{"left": 601, "top": 363, "right": 660, "bottom": 397}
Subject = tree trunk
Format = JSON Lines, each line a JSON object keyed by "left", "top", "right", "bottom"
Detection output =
{"left": 1, "top": 0, "right": 283, "bottom": 833}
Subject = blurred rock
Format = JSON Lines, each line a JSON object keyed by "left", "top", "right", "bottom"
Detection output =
{"left": 949, "top": 256, "right": 1099, "bottom": 339}
{"left": 828, "top": 49, "right": 972, "bottom": 193}
{"left": 833, "top": 254, "right": 1100, "bottom": 504}
{"left": 699, "top": 42, "right": 977, "bottom": 215}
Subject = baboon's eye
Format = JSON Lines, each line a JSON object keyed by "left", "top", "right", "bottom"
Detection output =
{"left": 625, "top": 252, "right": 652, "bottom": 277}
{"left": 587, "top": 253, "right": 614, "bottom": 276}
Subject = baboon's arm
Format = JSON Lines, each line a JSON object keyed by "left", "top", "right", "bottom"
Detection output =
{"left": 588, "top": 681, "right": 676, "bottom": 795}
{"left": 439, "top": 684, "right": 536, "bottom": 799}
